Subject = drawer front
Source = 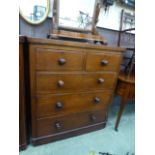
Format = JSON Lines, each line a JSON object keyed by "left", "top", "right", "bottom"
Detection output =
{"left": 36, "top": 72, "right": 117, "bottom": 94}
{"left": 36, "top": 91, "right": 112, "bottom": 118}
{"left": 36, "top": 110, "right": 107, "bottom": 137}
{"left": 86, "top": 52, "right": 122, "bottom": 71}
{"left": 35, "top": 48, "right": 84, "bottom": 71}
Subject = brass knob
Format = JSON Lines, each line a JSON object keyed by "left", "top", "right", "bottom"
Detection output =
{"left": 94, "top": 97, "right": 101, "bottom": 104}
{"left": 101, "top": 60, "right": 108, "bottom": 66}
{"left": 90, "top": 114, "right": 97, "bottom": 122}
{"left": 56, "top": 102, "right": 64, "bottom": 109}
{"left": 55, "top": 122, "right": 62, "bottom": 130}
{"left": 58, "top": 58, "right": 66, "bottom": 65}
{"left": 57, "top": 80, "right": 64, "bottom": 87}
{"left": 98, "top": 78, "right": 104, "bottom": 84}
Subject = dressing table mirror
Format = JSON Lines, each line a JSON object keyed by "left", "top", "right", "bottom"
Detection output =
{"left": 19, "top": 0, "right": 50, "bottom": 25}
{"left": 57, "top": 0, "right": 96, "bottom": 32}
{"left": 50, "top": 0, "right": 107, "bottom": 44}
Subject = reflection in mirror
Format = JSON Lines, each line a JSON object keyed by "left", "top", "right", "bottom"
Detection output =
{"left": 19, "top": 0, "right": 50, "bottom": 24}
{"left": 59, "top": 0, "right": 96, "bottom": 30}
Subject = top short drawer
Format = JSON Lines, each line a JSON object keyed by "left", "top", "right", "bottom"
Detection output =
{"left": 86, "top": 52, "right": 122, "bottom": 72}
{"left": 35, "top": 48, "right": 84, "bottom": 71}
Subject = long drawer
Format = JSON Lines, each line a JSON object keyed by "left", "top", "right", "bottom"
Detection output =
{"left": 36, "top": 91, "right": 112, "bottom": 118}
{"left": 36, "top": 109, "right": 107, "bottom": 137}
{"left": 36, "top": 72, "right": 117, "bottom": 94}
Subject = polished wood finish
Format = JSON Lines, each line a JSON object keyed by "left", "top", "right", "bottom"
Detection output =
{"left": 36, "top": 109, "right": 107, "bottom": 137}
{"left": 36, "top": 72, "right": 117, "bottom": 94}
{"left": 19, "top": 36, "right": 27, "bottom": 150}
{"left": 36, "top": 90, "right": 112, "bottom": 118}
{"left": 50, "top": 30, "right": 107, "bottom": 44}
{"left": 27, "top": 37, "right": 123, "bottom": 52}
{"left": 115, "top": 72, "right": 135, "bottom": 131}
{"left": 86, "top": 52, "right": 122, "bottom": 71}
{"left": 27, "top": 37, "right": 124, "bottom": 145}
{"left": 36, "top": 49, "right": 84, "bottom": 71}
{"left": 33, "top": 122, "right": 106, "bottom": 146}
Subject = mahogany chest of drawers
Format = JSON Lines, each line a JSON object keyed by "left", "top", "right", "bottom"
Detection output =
{"left": 27, "top": 37, "right": 124, "bottom": 145}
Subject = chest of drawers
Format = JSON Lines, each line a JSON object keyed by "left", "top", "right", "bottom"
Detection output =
{"left": 27, "top": 37, "right": 124, "bottom": 145}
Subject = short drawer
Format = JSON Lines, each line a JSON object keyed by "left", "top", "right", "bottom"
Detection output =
{"left": 86, "top": 52, "right": 122, "bottom": 71}
{"left": 36, "top": 72, "right": 117, "bottom": 94}
{"left": 36, "top": 91, "right": 112, "bottom": 118}
{"left": 35, "top": 48, "right": 84, "bottom": 71}
{"left": 36, "top": 110, "right": 107, "bottom": 137}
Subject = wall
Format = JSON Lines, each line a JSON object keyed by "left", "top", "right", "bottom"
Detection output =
{"left": 19, "top": 16, "right": 53, "bottom": 38}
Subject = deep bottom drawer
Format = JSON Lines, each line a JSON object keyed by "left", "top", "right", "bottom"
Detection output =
{"left": 32, "top": 121, "right": 106, "bottom": 146}
{"left": 35, "top": 110, "right": 107, "bottom": 137}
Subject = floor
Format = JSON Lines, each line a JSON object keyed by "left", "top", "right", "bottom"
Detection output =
{"left": 20, "top": 96, "right": 135, "bottom": 155}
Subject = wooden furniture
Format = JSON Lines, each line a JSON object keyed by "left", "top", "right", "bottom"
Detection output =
{"left": 27, "top": 37, "right": 124, "bottom": 145}
{"left": 115, "top": 9, "right": 135, "bottom": 131}
{"left": 19, "top": 36, "right": 27, "bottom": 150}
{"left": 52, "top": 0, "right": 97, "bottom": 32}
{"left": 49, "top": 0, "right": 107, "bottom": 44}
{"left": 49, "top": 29, "right": 107, "bottom": 45}
{"left": 115, "top": 72, "right": 135, "bottom": 131}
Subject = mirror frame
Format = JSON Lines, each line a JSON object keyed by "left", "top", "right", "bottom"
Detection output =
{"left": 53, "top": 0, "right": 97, "bottom": 33}
{"left": 19, "top": 0, "right": 50, "bottom": 25}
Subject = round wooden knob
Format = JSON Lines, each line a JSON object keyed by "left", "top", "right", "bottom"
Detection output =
{"left": 56, "top": 102, "right": 64, "bottom": 109}
{"left": 90, "top": 115, "right": 97, "bottom": 122}
{"left": 94, "top": 97, "right": 101, "bottom": 104}
{"left": 101, "top": 60, "right": 108, "bottom": 66}
{"left": 57, "top": 80, "right": 64, "bottom": 87}
{"left": 98, "top": 78, "right": 104, "bottom": 84}
{"left": 55, "top": 122, "right": 62, "bottom": 130}
{"left": 58, "top": 58, "right": 66, "bottom": 65}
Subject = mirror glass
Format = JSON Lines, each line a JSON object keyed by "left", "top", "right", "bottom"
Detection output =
{"left": 58, "top": 0, "right": 96, "bottom": 30}
{"left": 19, "top": 0, "right": 50, "bottom": 24}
